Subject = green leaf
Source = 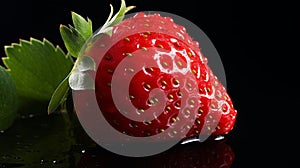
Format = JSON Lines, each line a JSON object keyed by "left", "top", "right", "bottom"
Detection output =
{"left": 60, "top": 12, "right": 93, "bottom": 58}
{"left": 96, "top": 0, "right": 135, "bottom": 36}
{"left": 109, "top": 0, "right": 130, "bottom": 26}
{"left": 2, "top": 38, "right": 73, "bottom": 106}
{"left": 60, "top": 25, "right": 86, "bottom": 57}
{"left": 125, "top": 5, "right": 136, "bottom": 13}
{"left": 48, "top": 76, "right": 70, "bottom": 114}
{"left": 0, "top": 66, "right": 17, "bottom": 130}
{"left": 72, "top": 12, "right": 93, "bottom": 40}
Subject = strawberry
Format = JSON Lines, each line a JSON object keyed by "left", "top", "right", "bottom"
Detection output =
{"left": 89, "top": 12, "right": 237, "bottom": 142}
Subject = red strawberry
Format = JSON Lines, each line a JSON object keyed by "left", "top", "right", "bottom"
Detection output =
{"left": 88, "top": 12, "right": 237, "bottom": 142}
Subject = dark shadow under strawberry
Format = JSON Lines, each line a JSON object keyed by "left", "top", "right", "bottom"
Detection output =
{"left": 76, "top": 140, "right": 235, "bottom": 168}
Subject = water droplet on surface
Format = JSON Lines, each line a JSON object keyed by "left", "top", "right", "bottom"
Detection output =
{"left": 52, "top": 160, "right": 57, "bottom": 164}
{"left": 0, "top": 130, "right": 4, "bottom": 133}
{"left": 81, "top": 150, "right": 86, "bottom": 154}
{"left": 14, "top": 156, "right": 21, "bottom": 160}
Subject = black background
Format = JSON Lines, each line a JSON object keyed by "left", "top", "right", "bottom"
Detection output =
{"left": 1, "top": 0, "right": 298, "bottom": 167}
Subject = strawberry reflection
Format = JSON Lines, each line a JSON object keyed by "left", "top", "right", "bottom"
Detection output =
{"left": 77, "top": 139, "right": 235, "bottom": 168}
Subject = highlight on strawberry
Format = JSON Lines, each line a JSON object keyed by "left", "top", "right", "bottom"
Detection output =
{"left": 70, "top": 0, "right": 237, "bottom": 156}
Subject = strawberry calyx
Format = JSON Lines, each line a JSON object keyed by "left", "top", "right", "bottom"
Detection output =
{"left": 68, "top": 0, "right": 135, "bottom": 91}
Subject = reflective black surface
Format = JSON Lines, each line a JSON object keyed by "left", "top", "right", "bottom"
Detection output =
{"left": 0, "top": 113, "right": 82, "bottom": 168}
{"left": 0, "top": 112, "right": 236, "bottom": 168}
